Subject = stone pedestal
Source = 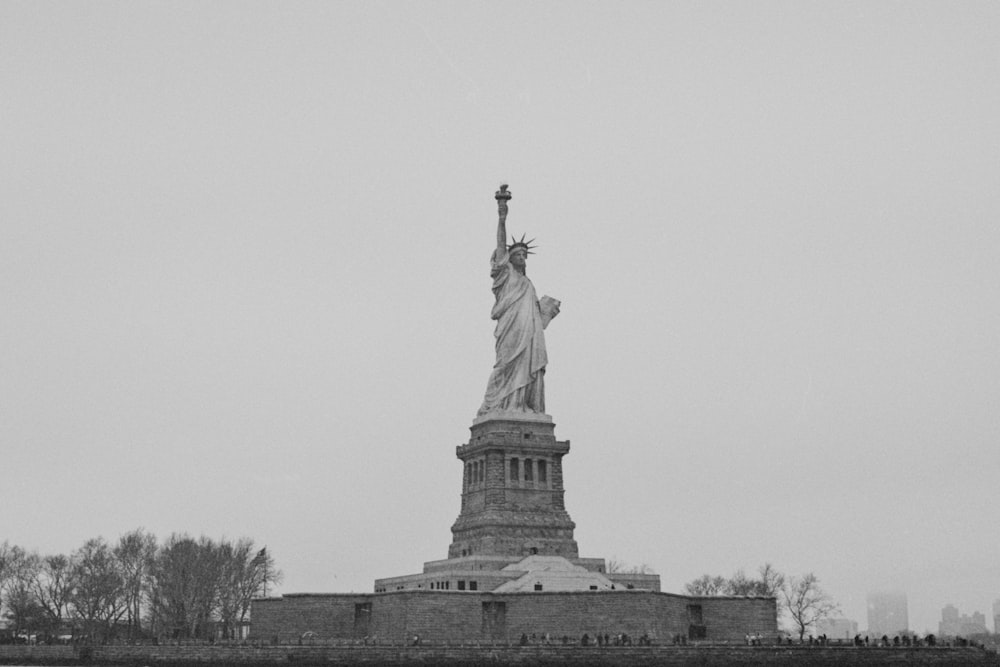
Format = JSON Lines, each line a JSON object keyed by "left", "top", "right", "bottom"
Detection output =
{"left": 448, "top": 412, "right": 579, "bottom": 560}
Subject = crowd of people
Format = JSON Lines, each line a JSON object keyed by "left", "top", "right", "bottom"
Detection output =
{"left": 760, "top": 632, "right": 988, "bottom": 650}
{"left": 514, "top": 632, "right": 655, "bottom": 646}
{"left": 404, "top": 629, "right": 991, "bottom": 650}
{"left": 852, "top": 633, "right": 933, "bottom": 647}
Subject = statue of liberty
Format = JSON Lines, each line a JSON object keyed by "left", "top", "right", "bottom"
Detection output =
{"left": 478, "top": 185, "right": 560, "bottom": 417}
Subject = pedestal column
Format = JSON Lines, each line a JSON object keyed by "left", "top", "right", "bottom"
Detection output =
{"left": 449, "top": 414, "right": 578, "bottom": 559}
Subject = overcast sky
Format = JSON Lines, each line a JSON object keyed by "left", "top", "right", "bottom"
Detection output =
{"left": 2, "top": 1, "right": 998, "bottom": 635}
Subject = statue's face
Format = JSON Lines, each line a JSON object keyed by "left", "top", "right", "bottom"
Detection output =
{"left": 510, "top": 248, "right": 527, "bottom": 269}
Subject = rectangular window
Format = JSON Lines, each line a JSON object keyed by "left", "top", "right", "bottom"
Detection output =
{"left": 470, "top": 581, "right": 478, "bottom": 591}
{"left": 538, "top": 459, "right": 547, "bottom": 483}
{"left": 524, "top": 458, "right": 533, "bottom": 481}
{"left": 687, "top": 604, "right": 703, "bottom": 625}
{"left": 482, "top": 601, "right": 507, "bottom": 639}
{"left": 353, "top": 603, "right": 372, "bottom": 639}
{"left": 458, "top": 580, "right": 466, "bottom": 590}
{"left": 510, "top": 458, "right": 519, "bottom": 481}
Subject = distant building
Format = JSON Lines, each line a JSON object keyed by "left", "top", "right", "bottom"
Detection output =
{"left": 993, "top": 599, "right": 1000, "bottom": 634}
{"left": 817, "top": 617, "right": 858, "bottom": 640}
{"left": 941, "top": 603, "right": 960, "bottom": 635}
{"left": 939, "top": 604, "right": 989, "bottom": 637}
{"left": 867, "top": 591, "right": 909, "bottom": 636}
{"left": 971, "top": 611, "right": 987, "bottom": 634}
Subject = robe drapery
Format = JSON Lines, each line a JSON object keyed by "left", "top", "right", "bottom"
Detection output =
{"left": 478, "top": 248, "right": 547, "bottom": 415}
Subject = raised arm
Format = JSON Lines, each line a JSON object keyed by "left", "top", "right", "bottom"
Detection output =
{"left": 495, "top": 184, "right": 511, "bottom": 254}
{"left": 496, "top": 209, "right": 507, "bottom": 254}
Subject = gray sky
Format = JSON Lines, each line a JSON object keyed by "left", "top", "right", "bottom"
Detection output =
{"left": 2, "top": 1, "right": 997, "bottom": 634}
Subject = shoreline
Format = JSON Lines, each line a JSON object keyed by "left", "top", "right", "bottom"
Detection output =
{"left": 1, "top": 643, "right": 998, "bottom": 666}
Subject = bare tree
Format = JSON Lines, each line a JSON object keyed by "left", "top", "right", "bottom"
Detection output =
{"left": 115, "top": 529, "right": 156, "bottom": 641}
{"left": 0, "top": 541, "right": 12, "bottom": 616}
{"left": 152, "top": 534, "right": 224, "bottom": 639}
{"left": 252, "top": 546, "right": 281, "bottom": 598}
{"left": 685, "top": 564, "right": 786, "bottom": 598}
{"left": 2, "top": 547, "right": 46, "bottom": 635}
{"left": 727, "top": 563, "right": 786, "bottom": 597}
{"left": 756, "top": 563, "right": 785, "bottom": 598}
{"left": 151, "top": 534, "right": 282, "bottom": 640}
{"left": 191, "top": 537, "right": 227, "bottom": 639}
{"left": 216, "top": 540, "right": 282, "bottom": 640}
{"left": 216, "top": 540, "right": 247, "bottom": 640}
{"left": 29, "top": 554, "right": 76, "bottom": 633}
{"left": 606, "top": 557, "right": 653, "bottom": 575}
{"left": 781, "top": 572, "right": 839, "bottom": 641}
{"left": 725, "top": 569, "right": 757, "bottom": 595}
{"left": 1, "top": 531, "right": 280, "bottom": 643}
{"left": 684, "top": 574, "right": 729, "bottom": 596}
{"left": 71, "top": 537, "right": 127, "bottom": 643}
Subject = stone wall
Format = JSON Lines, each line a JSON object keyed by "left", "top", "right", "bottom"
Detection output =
{"left": 251, "top": 593, "right": 370, "bottom": 641}
{"left": 250, "top": 590, "right": 776, "bottom": 644}
{"left": 0, "top": 645, "right": 76, "bottom": 663}
{"left": 605, "top": 572, "right": 662, "bottom": 592}
{"left": 500, "top": 591, "right": 676, "bottom": 641}
{"left": 697, "top": 595, "right": 777, "bottom": 638}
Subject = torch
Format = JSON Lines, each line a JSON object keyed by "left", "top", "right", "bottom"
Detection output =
{"left": 495, "top": 183, "right": 511, "bottom": 219}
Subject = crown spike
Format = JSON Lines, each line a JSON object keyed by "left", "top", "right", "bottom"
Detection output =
{"left": 507, "top": 232, "right": 539, "bottom": 254}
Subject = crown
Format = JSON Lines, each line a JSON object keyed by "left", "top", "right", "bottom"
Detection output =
{"left": 508, "top": 234, "right": 537, "bottom": 255}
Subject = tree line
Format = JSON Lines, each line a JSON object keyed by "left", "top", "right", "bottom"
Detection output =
{"left": 0, "top": 529, "right": 280, "bottom": 643}
{"left": 684, "top": 563, "right": 839, "bottom": 640}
